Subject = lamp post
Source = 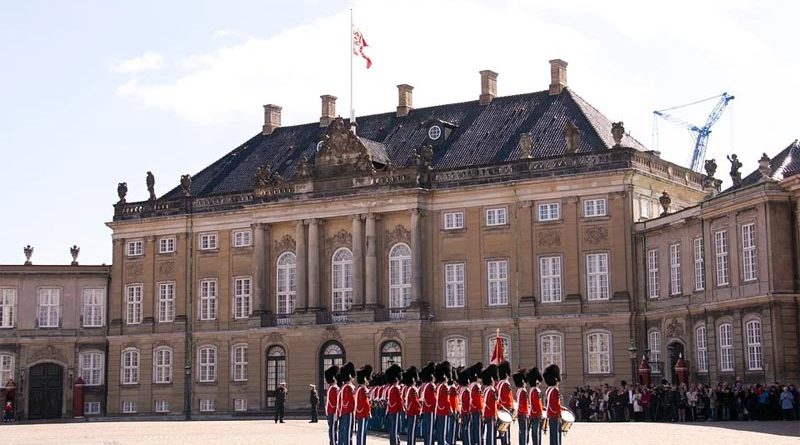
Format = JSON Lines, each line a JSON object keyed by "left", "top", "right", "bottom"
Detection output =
{"left": 628, "top": 339, "right": 638, "bottom": 384}
{"left": 184, "top": 365, "right": 192, "bottom": 420}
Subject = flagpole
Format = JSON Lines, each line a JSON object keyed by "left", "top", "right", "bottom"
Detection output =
{"left": 350, "top": 8, "right": 355, "bottom": 127}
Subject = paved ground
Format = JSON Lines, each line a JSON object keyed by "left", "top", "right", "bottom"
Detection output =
{"left": 0, "top": 420, "right": 797, "bottom": 445}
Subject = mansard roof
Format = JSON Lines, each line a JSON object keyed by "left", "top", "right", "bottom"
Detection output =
{"left": 739, "top": 139, "right": 800, "bottom": 187}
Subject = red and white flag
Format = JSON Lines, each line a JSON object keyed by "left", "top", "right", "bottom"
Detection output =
{"left": 490, "top": 329, "right": 505, "bottom": 364}
{"left": 352, "top": 28, "right": 372, "bottom": 69}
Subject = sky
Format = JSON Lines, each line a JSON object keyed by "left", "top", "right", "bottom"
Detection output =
{"left": 1, "top": 0, "right": 798, "bottom": 265}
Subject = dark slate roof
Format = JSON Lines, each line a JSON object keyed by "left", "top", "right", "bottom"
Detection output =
{"left": 739, "top": 140, "right": 800, "bottom": 187}
{"left": 162, "top": 88, "right": 648, "bottom": 199}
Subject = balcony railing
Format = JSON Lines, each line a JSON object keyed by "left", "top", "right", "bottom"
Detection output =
{"left": 389, "top": 309, "right": 407, "bottom": 321}
{"left": 650, "top": 361, "right": 665, "bottom": 375}
{"left": 276, "top": 315, "right": 290, "bottom": 327}
{"left": 332, "top": 312, "right": 348, "bottom": 325}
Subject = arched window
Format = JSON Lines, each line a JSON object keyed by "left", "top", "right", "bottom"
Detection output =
{"left": 121, "top": 348, "right": 140, "bottom": 385}
{"left": 198, "top": 346, "right": 217, "bottom": 382}
{"left": 695, "top": 325, "right": 708, "bottom": 373}
{"left": 586, "top": 331, "right": 611, "bottom": 374}
{"left": 80, "top": 351, "right": 104, "bottom": 386}
{"left": 444, "top": 337, "right": 467, "bottom": 368}
{"left": 649, "top": 330, "right": 662, "bottom": 374}
{"left": 719, "top": 323, "right": 734, "bottom": 372}
{"left": 266, "top": 345, "right": 286, "bottom": 407}
{"left": 332, "top": 248, "right": 353, "bottom": 312}
{"left": 540, "top": 332, "right": 564, "bottom": 372}
{"left": 389, "top": 244, "right": 412, "bottom": 309}
{"left": 381, "top": 341, "right": 403, "bottom": 371}
{"left": 745, "top": 319, "right": 763, "bottom": 370}
{"left": 276, "top": 252, "right": 297, "bottom": 315}
{"left": 0, "top": 353, "right": 15, "bottom": 385}
{"left": 153, "top": 347, "right": 172, "bottom": 384}
{"left": 487, "top": 334, "right": 511, "bottom": 364}
{"left": 319, "top": 341, "right": 345, "bottom": 399}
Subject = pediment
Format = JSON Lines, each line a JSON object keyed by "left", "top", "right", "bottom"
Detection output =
{"left": 312, "top": 117, "right": 387, "bottom": 179}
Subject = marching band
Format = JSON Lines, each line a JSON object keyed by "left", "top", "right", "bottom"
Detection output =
{"left": 321, "top": 361, "right": 571, "bottom": 445}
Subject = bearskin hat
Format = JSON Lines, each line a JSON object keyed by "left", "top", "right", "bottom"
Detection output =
{"left": 339, "top": 362, "right": 357, "bottom": 382}
{"left": 402, "top": 366, "right": 419, "bottom": 386}
{"left": 385, "top": 364, "right": 403, "bottom": 383}
{"left": 434, "top": 361, "right": 452, "bottom": 383}
{"left": 512, "top": 368, "right": 527, "bottom": 388}
{"left": 468, "top": 362, "right": 483, "bottom": 382}
{"left": 543, "top": 364, "right": 561, "bottom": 386}
{"left": 325, "top": 365, "right": 340, "bottom": 385}
{"left": 480, "top": 364, "right": 499, "bottom": 386}
{"left": 525, "top": 367, "right": 543, "bottom": 386}
{"left": 498, "top": 360, "right": 512, "bottom": 380}
{"left": 419, "top": 361, "right": 436, "bottom": 383}
{"left": 456, "top": 367, "right": 469, "bottom": 386}
{"left": 357, "top": 365, "right": 373, "bottom": 385}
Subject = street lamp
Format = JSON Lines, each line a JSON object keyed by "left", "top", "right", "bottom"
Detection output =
{"left": 628, "top": 339, "right": 638, "bottom": 384}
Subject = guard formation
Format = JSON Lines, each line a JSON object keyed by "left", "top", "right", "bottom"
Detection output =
{"left": 322, "top": 361, "right": 574, "bottom": 445}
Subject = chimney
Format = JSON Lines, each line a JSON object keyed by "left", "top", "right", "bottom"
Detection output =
{"left": 397, "top": 84, "right": 413, "bottom": 117}
{"left": 320, "top": 95, "right": 337, "bottom": 127}
{"left": 262, "top": 104, "right": 282, "bottom": 135}
{"left": 479, "top": 70, "right": 498, "bottom": 105}
{"left": 549, "top": 59, "right": 568, "bottom": 95}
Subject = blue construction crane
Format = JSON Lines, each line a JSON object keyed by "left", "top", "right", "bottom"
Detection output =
{"left": 653, "top": 92, "right": 735, "bottom": 172}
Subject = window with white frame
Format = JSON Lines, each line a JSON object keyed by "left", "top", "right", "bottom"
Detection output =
{"left": 540, "top": 333, "right": 564, "bottom": 371}
{"left": 153, "top": 347, "right": 172, "bottom": 384}
{"left": 199, "top": 279, "right": 217, "bottom": 320}
{"left": 125, "top": 285, "right": 142, "bottom": 325}
{"left": 696, "top": 325, "right": 708, "bottom": 373}
{"left": 669, "top": 243, "right": 682, "bottom": 295}
{"left": 38, "top": 288, "right": 60, "bottom": 327}
{"left": 127, "top": 240, "right": 143, "bottom": 256}
{"left": 587, "top": 331, "right": 611, "bottom": 374}
{"left": 233, "top": 277, "right": 252, "bottom": 319}
{"left": 233, "top": 230, "right": 252, "bottom": 247}
{"left": 488, "top": 335, "right": 511, "bottom": 363}
{"left": 719, "top": 323, "right": 734, "bottom": 372}
{"left": 82, "top": 288, "right": 104, "bottom": 327}
{"left": 742, "top": 224, "right": 757, "bottom": 282}
{"left": 158, "top": 237, "right": 175, "bottom": 254}
{"left": 276, "top": 252, "right": 297, "bottom": 315}
{"left": 122, "top": 400, "right": 137, "bottom": 414}
{"left": 158, "top": 282, "right": 175, "bottom": 323}
{"left": 267, "top": 346, "right": 287, "bottom": 407}
{"left": 540, "top": 256, "right": 562, "bottom": 303}
{"left": 121, "top": 348, "right": 140, "bottom": 385}
{"left": 694, "top": 238, "right": 704, "bottom": 291}
{"left": 487, "top": 260, "right": 509, "bottom": 306}
{"left": 647, "top": 249, "right": 659, "bottom": 299}
{"left": 584, "top": 198, "right": 607, "bottom": 217}
{"left": 234, "top": 399, "right": 248, "bottom": 412}
{"left": 445, "top": 263, "right": 465, "bottom": 308}
{"left": 0, "top": 288, "right": 16, "bottom": 328}
{"left": 648, "top": 330, "right": 662, "bottom": 374}
{"left": 198, "top": 346, "right": 217, "bottom": 382}
{"left": 155, "top": 400, "right": 170, "bottom": 413}
{"left": 332, "top": 248, "right": 353, "bottom": 312}
{"left": 0, "top": 353, "right": 14, "bottom": 385}
{"left": 200, "top": 399, "right": 215, "bottom": 412}
{"left": 232, "top": 344, "right": 248, "bottom": 382}
{"left": 84, "top": 402, "right": 101, "bottom": 414}
{"left": 485, "top": 207, "right": 507, "bottom": 226}
{"left": 714, "top": 230, "right": 729, "bottom": 286}
{"left": 443, "top": 211, "right": 464, "bottom": 230}
{"left": 586, "top": 253, "right": 609, "bottom": 301}
{"left": 745, "top": 320, "right": 763, "bottom": 370}
{"left": 389, "top": 244, "right": 412, "bottom": 309}
{"left": 199, "top": 233, "right": 218, "bottom": 250}
{"left": 639, "top": 197, "right": 650, "bottom": 219}
{"left": 80, "top": 351, "right": 103, "bottom": 385}
{"left": 538, "top": 203, "right": 560, "bottom": 221}
{"left": 444, "top": 337, "right": 467, "bottom": 368}
{"left": 380, "top": 341, "right": 403, "bottom": 371}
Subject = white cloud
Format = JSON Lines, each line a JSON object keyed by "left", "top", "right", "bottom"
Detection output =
{"left": 110, "top": 52, "right": 165, "bottom": 73}
{"left": 212, "top": 29, "right": 237, "bottom": 39}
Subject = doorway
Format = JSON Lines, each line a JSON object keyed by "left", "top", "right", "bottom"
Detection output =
{"left": 28, "top": 363, "right": 63, "bottom": 420}
{"left": 667, "top": 342, "right": 685, "bottom": 384}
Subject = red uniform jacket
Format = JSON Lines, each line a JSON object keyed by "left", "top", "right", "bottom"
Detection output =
{"left": 404, "top": 385, "right": 421, "bottom": 416}
{"left": 470, "top": 383, "right": 484, "bottom": 414}
{"left": 482, "top": 386, "right": 497, "bottom": 419}
{"left": 421, "top": 382, "right": 437, "bottom": 414}
{"left": 355, "top": 386, "right": 371, "bottom": 420}
{"left": 529, "top": 387, "right": 543, "bottom": 419}
{"left": 337, "top": 383, "right": 356, "bottom": 417}
{"left": 387, "top": 384, "right": 404, "bottom": 414}
{"left": 448, "top": 385, "right": 459, "bottom": 415}
{"left": 545, "top": 386, "right": 562, "bottom": 419}
{"left": 516, "top": 388, "right": 529, "bottom": 417}
{"left": 326, "top": 385, "right": 339, "bottom": 416}
{"left": 435, "top": 383, "right": 451, "bottom": 416}
{"left": 459, "top": 387, "right": 471, "bottom": 416}
{"left": 497, "top": 380, "right": 514, "bottom": 412}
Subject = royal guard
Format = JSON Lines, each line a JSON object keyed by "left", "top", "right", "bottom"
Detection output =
{"left": 419, "top": 362, "right": 437, "bottom": 445}
{"left": 386, "top": 364, "right": 405, "bottom": 445}
{"left": 526, "top": 368, "right": 544, "bottom": 445}
{"left": 543, "top": 365, "right": 562, "bottom": 445}
{"left": 481, "top": 364, "right": 499, "bottom": 445}
{"left": 457, "top": 368, "right": 471, "bottom": 445}
{"left": 337, "top": 362, "right": 358, "bottom": 445}
{"left": 355, "top": 365, "right": 373, "bottom": 445}
{"left": 447, "top": 367, "right": 460, "bottom": 445}
{"left": 512, "top": 369, "right": 529, "bottom": 445}
{"left": 403, "top": 366, "right": 421, "bottom": 445}
{"left": 434, "top": 361, "right": 453, "bottom": 445}
{"left": 325, "top": 365, "right": 341, "bottom": 445}
{"left": 468, "top": 362, "right": 484, "bottom": 445}
{"left": 496, "top": 361, "right": 513, "bottom": 445}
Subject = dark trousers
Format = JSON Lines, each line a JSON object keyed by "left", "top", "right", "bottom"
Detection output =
{"left": 548, "top": 419, "right": 560, "bottom": 445}
{"left": 388, "top": 412, "right": 402, "bottom": 445}
{"left": 311, "top": 404, "right": 318, "bottom": 422}
{"left": 327, "top": 414, "right": 338, "bottom": 445}
{"left": 470, "top": 413, "right": 483, "bottom": 445}
{"left": 460, "top": 414, "right": 471, "bottom": 445}
{"left": 529, "top": 418, "right": 541, "bottom": 445}
{"left": 338, "top": 412, "right": 355, "bottom": 445}
{"left": 518, "top": 416, "right": 529, "bottom": 445}
{"left": 275, "top": 403, "right": 285, "bottom": 422}
{"left": 483, "top": 416, "right": 496, "bottom": 445}
{"left": 422, "top": 412, "right": 435, "bottom": 445}
{"left": 447, "top": 414, "right": 458, "bottom": 445}
{"left": 357, "top": 417, "right": 369, "bottom": 445}
{"left": 406, "top": 414, "right": 419, "bottom": 445}
{"left": 435, "top": 414, "right": 449, "bottom": 445}
{"left": 498, "top": 416, "right": 510, "bottom": 445}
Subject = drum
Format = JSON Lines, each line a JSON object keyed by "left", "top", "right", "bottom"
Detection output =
{"left": 560, "top": 408, "right": 576, "bottom": 433}
{"left": 496, "top": 409, "right": 513, "bottom": 433}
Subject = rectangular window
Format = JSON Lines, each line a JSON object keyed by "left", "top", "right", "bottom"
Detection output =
{"left": 538, "top": 203, "right": 560, "bottom": 221}
{"left": 199, "top": 279, "right": 217, "bottom": 320}
{"left": 37, "top": 288, "right": 60, "bottom": 328}
{"left": 0, "top": 354, "right": 14, "bottom": 386}
{"left": 122, "top": 400, "right": 137, "bottom": 414}
{"left": 445, "top": 263, "right": 465, "bottom": 308}
{"left": 694, "top": 238, "right": 704, "bottom": 291}
{"left": 746, "top": 321, "right": 763, "bottom": 370}
{"left": 443, "top": 211, "right": 464, "bottom": 230}
{"left": 200, "top": 399, "right": 215, "bottom": 412}
{"left": 584, "top": 198, "right": 607, "bottom": 217}
{"left": 639, "top": 197, "right": 650, "bottom": 219}
{"left": 232, "top": 345, "right": 248, "bottom": 382}
{"left": 649, "top": 331, "right": 662, "bottom": 374}
{"left": 84, "top": 402, "right": 101, "bottom": 415}
{"left": 586, "top": 253, "right": 609, "bottom": 301}
{"left": 539, "top": 256, "right": 562, "bottom": 303}
{"left": 0, "top": 288, "right": 16, "bottom": 328}
{"left": 647, "top": 249, "right": 659, "bottom": 299}
{"left": 80, "top": 352, "right": 103, "bottom": 386}
{"left": 540, "top": 334, "right": 563, "bottom": 371}
{"left": 714, "top": 230, "right": 729, "bottom": 286}
{"left": 125, "top": 285, "right": 142, "bottom": 325}
{"left": 669, "top": 243, "right": 682, "bottom": 295}
{"left": 696, "top": 326, "right": 708, "bottom": 373}
{"left": 159, "top": 237, "right": 175, "bottom": 254}
{"left": 233, "top": 277, "right": 252, "bottom": 319}
{"left": 155, "top": 400, "right": 170, "bottom": 413}
{"left": 234, "top": 399, "right": 248, "bottom": 412}
{"left": 233, "top": 230, "right": 252, "bottom": 247}
{"left": 121, "top": 350, "right": 140, "bottom": 385}
{"left": 719, "top": 324, "right": 734, "bottom": 372}
{"left": 587, "top": 332, "right": 611, "bottom": 374}
{"left": 153, "top": 348, "right": 172, "bottom": 384}
{"left": 198, "top": 347, "right": 216, "bottom": 382}
{"left": 127, "top": 240, "right": 143, "bottom": 256}
{"left": 82, "top": 288, "right": 104, "bottom": 327}
{"left": 485, "top": 208, "right": 507, "bottom": 226}
{"left": 200, "top": 233, "right": 218, "bottom": 250}
{"left": 158, "top": 282, "right": 175, "bottom": 323}
{"left": 742, "top": 223, "right": 757, "bottom": 282}
{"left": 445, "top": 338, "right": 467, "bottom": 368}
{"left": 487, "top": 260, "right": 509, "bottom": 306}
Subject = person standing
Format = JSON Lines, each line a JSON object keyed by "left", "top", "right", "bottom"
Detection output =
{"left": 496, "top": 361, "right": 513, "bottom": 445}
{"left": 355, "top": 365, "right": 374, "bottom": 445}
{"left": 325, "top": 365, "right": 341, "bottom": 445}
{"left": 310, "top": 384, "right": 320, "bottom": 423}
{"left": 337, "top": 363, "right": 358, "bottom": 445}
{"left": 386, "top": 365, "right": 404, "bottom": 445}
{"left": 512, "top": 369, "right": 529, "bottom": 445}
{"left": 275, "top": 382, "right": 287, "bottom": 423}
{"left": 420, "top": 362, "right": 437, "bottom": 445}
{"left": 434, "top": 362, "right": 453, "bottom": 445}
{"left": 403, "top": 366, "right": 421, "bottom": 445}
{"left": 526, "top": 368, "right": 543, "bottom": 445}
{"left": 780, "top": 387, "right": 795, "bottom": 421}
{"left": 457, "top": 369, "right": 471, "bottom": 445}
{"left": 468, "top": 362, "right": 484, "bottom": 445}
{"left": 543, "top": 365, "right": 562, "bottom": 445}
{"left": 481, "top": 364, "right": 498, "bottom": 445}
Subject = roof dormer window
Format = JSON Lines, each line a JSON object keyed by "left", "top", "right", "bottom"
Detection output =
{"left": 428, "top": 125, "right": 442, "bottom": 141}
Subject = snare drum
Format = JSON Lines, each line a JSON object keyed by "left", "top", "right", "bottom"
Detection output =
{"left": 496, "top": 409, "right": 513, "bottom": 433}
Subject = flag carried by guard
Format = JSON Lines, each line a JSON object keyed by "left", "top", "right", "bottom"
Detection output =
{"left": 352, "top": 28, "right": 372, "bottom": 69}
{"left": 490, "top": 328, "right": 505, "bottom": 364}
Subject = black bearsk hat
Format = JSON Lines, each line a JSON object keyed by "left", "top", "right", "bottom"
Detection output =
{"left": 357, "top": 365, "right": 373, "bottom": 385}
{"left": 468, "top": 362, "right": 483, "bottom": 381}
{"left": 456, "top": 366, "right": 469, "bottom": 386}
{"left": 340, "top": 362, "right": 357, "bottom": 381}
{"left": 498, "top": 360, "right": 512, "bottom": 379}
{"left": 419, "top": 361, "right": 436, "bottom": 382}
{"left": 526, "top": 367, "right": 543, "bottom": 386}
{"left": 325, "top": 365, "right": 340, "bottom": 384}
{"left": 481, "top": 364, "right": 499, "bottom": 385}
{"left": 434, "top": 361, "right": 452, "bottom": 382}
{"left": 386, "top": 364, "right": 403, "bottom": 383}
{"left": 512, "top": 368, "right": 527, "bottom": 388}
{"left": 402, "top": 366, "right": 419, "bottom": 386}
{"left": 543, "top": 364, "right": 561, "bottom": 386}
